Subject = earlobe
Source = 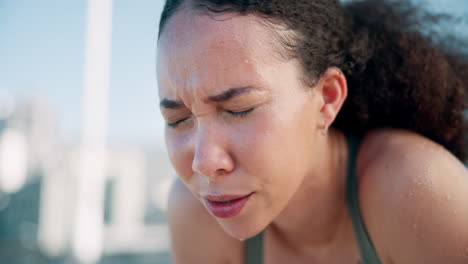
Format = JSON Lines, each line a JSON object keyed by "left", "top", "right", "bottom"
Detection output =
{"left": 320, "top": 118, "right": 329, "bottom": 135}
{"left": 318, "top": 67, "right": 348, "bottom": 129}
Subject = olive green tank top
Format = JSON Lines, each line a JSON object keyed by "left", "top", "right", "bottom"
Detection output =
{"left": 244, "top": 134, "right": 382, "bottom": 264}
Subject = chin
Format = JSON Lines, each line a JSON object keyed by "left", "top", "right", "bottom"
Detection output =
{"left": 215, "top": 214, "right": 269, "bottom": 241}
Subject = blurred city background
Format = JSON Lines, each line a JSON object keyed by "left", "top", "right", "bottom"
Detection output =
{"left": 0, "top": 0, "right": 466, "bottom": 264}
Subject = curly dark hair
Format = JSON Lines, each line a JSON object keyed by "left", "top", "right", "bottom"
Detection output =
{"left": 158, "top": 0, "right": 468, "bottom": 161}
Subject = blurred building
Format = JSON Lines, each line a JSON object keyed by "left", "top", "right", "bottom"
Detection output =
{"left": 0, "top": 91, "right": 173, "bottom": 264}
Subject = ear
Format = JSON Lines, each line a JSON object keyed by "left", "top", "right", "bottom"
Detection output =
{"left": 315, "top": 67, "right": 348, "bottom": 130}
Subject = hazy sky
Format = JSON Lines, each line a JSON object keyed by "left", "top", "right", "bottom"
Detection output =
{"left": 1, "top": 0, "right": 467, "bottom": 149}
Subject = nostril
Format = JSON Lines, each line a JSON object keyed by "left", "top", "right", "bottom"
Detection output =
{"left": 214, "top": 168, "right": 229, "bottom": 178}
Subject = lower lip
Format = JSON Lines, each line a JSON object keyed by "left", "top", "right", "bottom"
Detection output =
{"left": 204, "top": 194, "right": 252, "bottom": 218}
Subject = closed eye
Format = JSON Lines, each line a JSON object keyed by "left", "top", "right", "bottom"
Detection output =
{"left": 225, "top": 108, "right": 255, "bottom": 117}
{"left": 167, "top": 117, "right": 190, "bottom": 128}
{"left": 167, "top": 108, "right": 254, "bottom": 128}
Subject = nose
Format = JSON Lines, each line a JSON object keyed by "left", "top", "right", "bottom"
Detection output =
{"left": 191, "top": 126, "right": 235, "bottom": 181}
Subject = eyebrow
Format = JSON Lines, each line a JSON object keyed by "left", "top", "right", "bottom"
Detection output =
{"left": 159, "top": 86, "right": 259, "bottom": 109}
{"left": 160, "top": 98, "right": 183, "bottom": 109}
{"left": 207, "top": 86, "right": 255, "bottom": 103}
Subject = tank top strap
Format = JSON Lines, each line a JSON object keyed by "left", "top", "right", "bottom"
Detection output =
{"left": 244, "top": 134, "right": 382, "bottom": 264}
{"left": 244, "top": 231, "right": 263, "bottom": 264}
{"left": 345, "top": 134, "right": 382, "bottom": 264}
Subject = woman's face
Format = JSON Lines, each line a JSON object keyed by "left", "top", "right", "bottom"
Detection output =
{"left": 158, "top": 11, "right": 323, "bottom": 239}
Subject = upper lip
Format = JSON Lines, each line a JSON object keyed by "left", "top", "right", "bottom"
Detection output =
{"left": 203, "top": 193, "right": 252, "bottom": 202}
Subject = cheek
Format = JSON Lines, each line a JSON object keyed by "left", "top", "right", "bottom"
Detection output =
{"left": 237, "top": 107, "right": 316, "bottom": 200}
{"left": 236, "top": 111, "right": 310, "bottom": 176}
{"left": 165, "top": 130, "right": 193, "bottom": 183}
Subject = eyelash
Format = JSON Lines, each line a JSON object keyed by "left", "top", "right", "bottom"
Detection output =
{"left": 167, "top": 108, "right": 255, "bottom": 128}
{"left": 225, "top": 108, "right": 254, "bottom": 117}
{"left": 167, "top": 118, "right": 189, "bottom": 128}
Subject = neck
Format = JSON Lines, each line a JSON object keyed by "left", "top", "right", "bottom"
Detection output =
{"left": 269, "top": 128, "right": 351, "bottom": 254}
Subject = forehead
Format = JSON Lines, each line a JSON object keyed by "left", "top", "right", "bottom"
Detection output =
{"left": 157, "top": 11, "right": 286, "bottom": 93}
{"left": 158, "top": 10, "right": 277, "bottom": 62}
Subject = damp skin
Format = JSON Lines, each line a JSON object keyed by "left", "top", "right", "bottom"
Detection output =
{"left": 157, "top": 10, "right": 337, "bottom": 241}
{"left": 158, "top": 8, "right": 468, "bottom": 264}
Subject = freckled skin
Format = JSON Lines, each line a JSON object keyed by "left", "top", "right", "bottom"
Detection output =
{"left": 158, "top": 9, "right": 468, "bottom": 264}
{"left": 158, "top": 10, "right": 330, "bottom": 241}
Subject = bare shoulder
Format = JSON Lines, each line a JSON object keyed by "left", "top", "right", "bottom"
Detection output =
{"left": 355, "top": 129, "right": 468, "bottom": 263}
{"left": 167, "top": 178, "right": 244, "bottom": 264}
